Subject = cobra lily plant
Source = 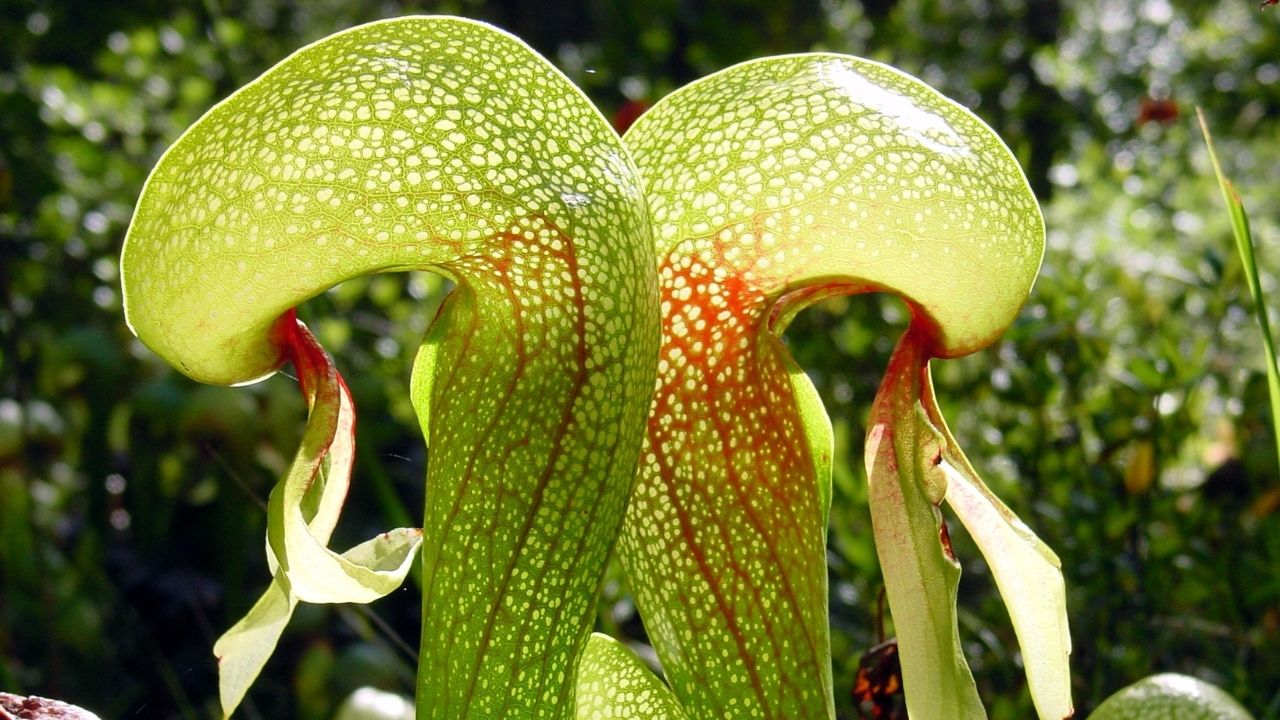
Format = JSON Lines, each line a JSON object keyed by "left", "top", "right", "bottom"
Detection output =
{"left": 614, "top": 53, "right": 1072, "bottom": 720}
{"left": 121, "top": 16, "right": 1071, "bottom": 720}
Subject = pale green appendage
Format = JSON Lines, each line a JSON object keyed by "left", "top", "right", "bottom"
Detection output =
{"left": 865, "top": 330, "right": 985, "bottom": 719}
{"left": 214, "top": 319, "right": 420, "bottom": 716}
{"left": 120, "top": 17, "right": 658, "bottom": 719}
{"left": 619, "top": 54, "right": 1069, "bottom": 719}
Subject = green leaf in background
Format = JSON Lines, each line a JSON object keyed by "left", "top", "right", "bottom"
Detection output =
{"left": 620, "top": 54, "right": 1070, "bottom": 719}
{"left": 1199, "top": 108, "right": 1280, "bottom": 478}
{"left": 121, "top": 16, "right": 659, "bottom": 719}
{"left": 1091, "top": 672, "right": 1255, "bottom": 720}
{"left": 574, "top": 634, "right": 688, "bottom": 719}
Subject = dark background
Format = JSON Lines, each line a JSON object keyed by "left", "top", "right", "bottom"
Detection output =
{"left": 3, "top": 0, "right": 1280, "bottom": 717}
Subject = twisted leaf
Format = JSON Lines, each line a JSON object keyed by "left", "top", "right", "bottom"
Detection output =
{"left": 213, "top": 316, "right": 420, "bottom": 714}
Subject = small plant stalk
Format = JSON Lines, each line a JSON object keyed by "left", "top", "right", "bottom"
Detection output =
{"left": 1199, "top": 108, "right": 1280, "bottom": 475}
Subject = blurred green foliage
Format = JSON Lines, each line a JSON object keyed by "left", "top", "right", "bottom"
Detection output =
{"left": 2, "top": 1, "right": 1279, "bottom": 718}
